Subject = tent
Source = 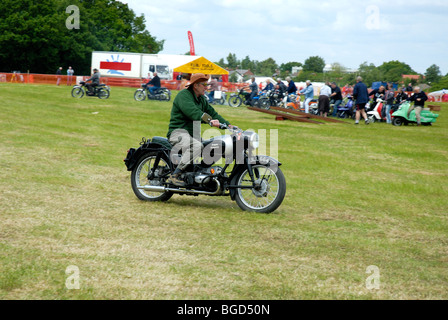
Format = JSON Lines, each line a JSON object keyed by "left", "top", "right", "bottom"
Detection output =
{"left": 173, "top": 56, "right": 229, "bottom": 81}
{"left": 428, "top": 89, "right": 448, "bottom": 102}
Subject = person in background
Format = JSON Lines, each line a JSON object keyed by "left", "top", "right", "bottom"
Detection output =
{"left": 384, "top": 84, "right": 395, "bottom": 124}
{"left": 67, "top": 66, "right": 74, "bottom": 86}
{"left": 56, "top": 67, "right": 62, "bottom": 86}
{"left": 353, "top": 76, "right": 370, "bottom": 125}
{"left": 318, "top": 81, "right": 332, "bottom": 117}
{"left": 406, "top": 83, "right": 413, "bottom": 92}
{"left": 242, "top": 77, "right": 258, "bottom": 106}
{"left": 406, "top": 86, "right": 428, "bottom": 126}
{"left": 207, "top": 76, "right": 219, "bottom": 103}
{"left": 146, "top": 72, "right": 161, "bottom": 96}
{"left": 330, "top": 82, "right": 343, "bottom": 117}
{"left": 262, "top": 79, "right": 274, "bottom": 92}
{"left": 394, "top": 87, "right": 408, "bottom": 105}
{"left": 299, "top": 80, "right": 314, "bottom": 113}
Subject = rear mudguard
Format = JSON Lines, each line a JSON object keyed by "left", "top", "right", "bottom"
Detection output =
{"left": 124, "top": 140, "right": 171, "bottom": 172}
{"left": 228, "top": 155, "right": 282, "bottom": 201}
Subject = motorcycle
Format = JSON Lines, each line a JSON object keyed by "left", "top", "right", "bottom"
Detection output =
{"left": 205, "top": 90, "right": 227, "bottom": 105}
{"left": 71, "top": 81, "right": 110, "bottom": 99}
{"left": 123, "top": 117, "right": 286, "bottom": 213}
{"left": 367, "top": 98, "right": 388, "bottom": 123}
{"left": 228, "top": 89, "right": 270, "bottom": 109}
{"left": 392, "top": 102, "right": 439, "bottom": 126}
{"left": 335, "top": 95, "right": 355, "bottom": 119}
{"left": 285, "top": 93, "right": 319, "bottom": 115}
{"left": 134, "top": 84, "right": 171, "bottom": 101}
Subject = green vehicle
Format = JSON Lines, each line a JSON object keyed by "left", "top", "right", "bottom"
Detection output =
{"left": 392, "top": 102, "right": 439, "bottom": 126}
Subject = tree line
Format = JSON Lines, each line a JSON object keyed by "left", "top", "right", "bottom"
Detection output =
{"left": 215, "top": 53, "right": 447, "bottom": 88}
{"left": 0, "top": 0, "right": 164, "bottom": 75}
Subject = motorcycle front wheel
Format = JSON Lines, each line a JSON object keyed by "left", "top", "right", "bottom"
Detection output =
{"left": 98, "top": 88, "right": 110, "bottom": 99}
{"left": 71, "top": 87, "right": 84, "bottom": 98}
{"left": 235, "top": 165, "right": 286, "bottom": 213}
{"left": 228, "top": 96, "right": 242, "bottom": 108}
{"left": 134, "top": 89, "right": 146, "bottom": 101}
{"left": 131, "top": 153, "right": 173, "bottom": 202}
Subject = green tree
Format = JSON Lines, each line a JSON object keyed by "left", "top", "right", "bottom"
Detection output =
{"left": 257, "top": 57, "right": 278, "bottom": 76}
{"left": 377, "top": 60, "right": 416, "bottom": 83}
{"left": 226, "top": 53, "right": 239, "bottom": 69}
{"left": 303, "top": 56, "right": 325, "bottom": 73}
{"left": 0, "top": 0, "right": 164, "bottom": 74}
{"left": 429, "top": 74, "right": 448, "bottom": 91}
{"left": 425, "top": 64, "right": 442, "bottom": 84}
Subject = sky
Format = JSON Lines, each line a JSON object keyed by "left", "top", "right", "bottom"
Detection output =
{"left": 121, "top": 0, "right": 448, "bottom": 75}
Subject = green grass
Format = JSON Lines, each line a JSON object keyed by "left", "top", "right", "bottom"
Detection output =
{"left": 0, "top": 83, "right": 447, "bottom": 299}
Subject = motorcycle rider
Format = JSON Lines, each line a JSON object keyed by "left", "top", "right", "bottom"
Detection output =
{"left": 406, "top": 86, "right": 428, "bottom": 126}
{"left": 241, "top": 77, "right": 258, "bottom": 106}
{"left": 166, "top": 73, "right": 235, "bottom": 187}
{"left": 85, "top": 68, "right": 100, "bottom": 95}
{"left": 146, "top": 72, "right": 161, "bottom": 96}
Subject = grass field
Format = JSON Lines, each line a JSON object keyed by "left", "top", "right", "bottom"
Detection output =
{"left": 1, "top": 83, "right": 447, "bottom": 300}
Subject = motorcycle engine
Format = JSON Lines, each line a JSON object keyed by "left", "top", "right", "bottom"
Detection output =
{"left": 194, "top": 167, "right": 223, "bottom": 188}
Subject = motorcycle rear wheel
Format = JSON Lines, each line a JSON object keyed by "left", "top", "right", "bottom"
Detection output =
{"left": 235, "top": 165, "right": 286, "bottom": 213}
{"left": 71, "top": 87, "right": 84, "bottom": 98}
{"left": 131, "top": 153, "right": 173, "bottom": 202}
{"left": 228, "top": 96, "right": 242, "bottom": 108}
{"left": 134, "top": 90, "right": 146, "bottom": 101}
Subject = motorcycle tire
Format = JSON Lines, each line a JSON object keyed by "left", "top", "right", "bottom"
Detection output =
{"left": 234, "top": 165, "right": 286, "bottom": 213}
{"left": 131, "top": 152, "right": 174, "bottom": 202}
{"left": 228, "top": 96, "right": 242, "bottom": 108}
{"left": 392, "top": 117, "right": 404, "bottom": 126}
{"left": 162, "top": 90, "right": 171, "bottom": 101}
{"left": 71, "top": 87, "right": 84, "bottom": 98}
{"left": 98, "top": 88, "right": 110, "bottom": 99}
{"left": 134, "top": 90, "right": 146, "bottom": 101}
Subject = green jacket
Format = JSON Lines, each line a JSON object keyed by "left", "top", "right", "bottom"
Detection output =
{"left": 167, "top": 88, "right": 230, "bottom": 138}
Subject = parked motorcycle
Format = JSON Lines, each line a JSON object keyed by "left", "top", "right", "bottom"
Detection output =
{"left": 71, "top": 81, "right": 110, "bottom": 99}
{"left": 124, "top": 119, "right": 286, "bottom": 213}
{"left": 134, "top": 84, "right": 171, "bottom": 101}
{"left": 367, "top": 98, "right": 387, "bottom": 123}
{"left": 392, "top": 102, "right": 439, "bottom": 126}
{"left": 285, "top": 93, "right": 318, "bottom": 115}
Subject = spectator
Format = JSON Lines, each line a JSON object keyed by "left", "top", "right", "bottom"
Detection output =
{"left": 406, "top": 83, "right": 413, "bottom": 92}
{"left": 299, "top": 80, "right": 314, "bottom": 113}
{"left": 318, "top": 82, "right": 332, "bottom": 117}
{"left": 67, "top": 66, "right": 74, "bottom": 86}
{"left": 406, "top": 86, "right": 428, "bottom": 126}
{"left": 56, "top": 67, "right": 62, "bottom": 86}
{"left": 207, "top": 76, "right": 219, "bottom": 103}
{"left": 384, "top": 84, "right": 395, "bottom": 124}
{"left": 394, "top": 87, "right": 408, "bottom": 105}
{"left": 353, "top": 76, "right": 370, "bottom": 125}
{"left": 176, "top": 73, "right": 183, "bottom": 90}
{"left": 286, "top": 77, "right": 298, "bottom": 95}
{"left": 330, "top": 82, "right": 343, "bottom": 117}
{"left": 146, "top": 72, "right": 161, "bottom": 96}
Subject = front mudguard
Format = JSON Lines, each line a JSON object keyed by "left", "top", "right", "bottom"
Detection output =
{"left": 228, "top": 155, "right": 282, "bottom": 201}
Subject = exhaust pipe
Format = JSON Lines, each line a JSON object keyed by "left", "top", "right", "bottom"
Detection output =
{"left": 138, "top": 180, "right": 222, "bottom": 196}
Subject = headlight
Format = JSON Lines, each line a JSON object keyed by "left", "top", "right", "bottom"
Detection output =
{"left": 244, "top": 131, "right": 259, "bottom": 150}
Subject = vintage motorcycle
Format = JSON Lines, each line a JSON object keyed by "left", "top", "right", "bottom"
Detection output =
{"left": 134, "top": 84, "right": 171, "bottom": 101}
{"left": 124, "top": 115, "right": 286, "bottom": 213}
{"left": 71, "top": 81, "right": 110, "bottom": 99}
{"left": 228, "top": 89, "right": 270, "bottom": 109}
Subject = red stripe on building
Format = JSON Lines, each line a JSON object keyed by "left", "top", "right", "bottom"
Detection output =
{"left": 100, "top": 61, "right": 132, "bottom": 71}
